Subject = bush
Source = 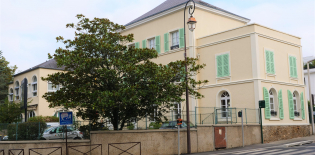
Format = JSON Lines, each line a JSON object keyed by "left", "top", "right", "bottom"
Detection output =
{"left": 78, "top": 122, "right": 108, "bottom": 139}
{"left": 149, "top": 122, "right": 161, "bottom": 129}
{"left": 7, "top": 121, "right": 47, "bottom": 140}
{"left": 28, "top": 116, "right": 59, "bottom": 122}
{"left": 127, "top": 124, "right": 134, "bottom": 130}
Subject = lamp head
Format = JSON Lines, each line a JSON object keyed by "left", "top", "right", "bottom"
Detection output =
{"left": 187, "top": 16, "right": 197, "bottom": 32}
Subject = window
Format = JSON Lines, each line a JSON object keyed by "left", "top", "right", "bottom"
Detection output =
{"left": 216, "top": 53, "right": 230, "bottom": 78}
{"left": 15, "top": 81, "right": 19, "bottom": 100}
{"left": 293, "top": 92, "right": 300, "bottom": 117}
{"left": 32, "top": 76, "right": 37, "bottom": 96}
{"left": 171, "top": 31, "right": 179, "bottom": 46}
{"left": 265, "top": 50, "right": 275, "bottom": 74}
{"left": 289, "top": 56, "right": 298, "bottom": 78}
{"left": 174, "top": 102, "right": 181, "bottom": 119}
{"left": 149, "top": 104, "right": 157, "bottom": 122}
{"left": 220, "top": 91, "right": 230, "bottom": 118}
{"left": 48, "top": 82, "right": 60, "bottom": 92}
{"left": 148, "top": 38, "right": 155, "bottom": 49}
{"left": 269, "top": 89, "right": 278, "bottom": 117}
{"left": 29, "top": 111, "right": 35, "bottom": 118}
{"left": 128, "top": 44, "right": 135, "bottom": 48}
{"left": 9, "top": 88, "right": 13, "bottom": 101}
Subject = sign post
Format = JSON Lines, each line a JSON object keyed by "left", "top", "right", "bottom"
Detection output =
{"left": 238, "top": 110, "right": 244, "bottom": 147}
{"left": 259, "top": 100, "right": 265, "bottom": 144}
{"left": 177, "top": 118, "right": 182, "bottom": 155}
{"left": 59, "top": 112, "right": 73, "bottom": 155}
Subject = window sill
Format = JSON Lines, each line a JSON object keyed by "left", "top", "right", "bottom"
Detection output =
{"left": 269, "top": 117, "right": 280, "bottom": 121}
{"left": 290, "top": 77, "right": 298, "bottom": 81}
{"left": 293, "top": 118, "right": 303, "bottom": 121}
{"left": 216, "top": 76, "right": 231, "bottom": 80}
{"left": 266, "top": 73, "right": 276, "bottom": 77}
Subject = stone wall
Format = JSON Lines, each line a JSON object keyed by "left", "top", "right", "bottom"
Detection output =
{"left": 263, "top": 125, "right": 311, "bottom": 143}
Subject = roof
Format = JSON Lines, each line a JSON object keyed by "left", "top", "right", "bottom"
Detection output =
{"left": 125, "top": 0, "right": 249, "bottom": 26}
{"left": 304, "top": 68, "right": 315, "bottom": 74}
{"left": 303, "top": 56, "right": 315, "bottom": 64}
{"left": 14, "top": 59, "right": 65, "bottom": 77}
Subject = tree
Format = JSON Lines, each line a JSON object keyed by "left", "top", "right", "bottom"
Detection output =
{"left": 0, "top": 98, "right": 23, "bottom": 123}
{"left": 0, "top": 51, "right": 17, "bottom": 104}
{"left": 304, "top": 60, "right": 315, "bottom": 70}
{"left": 42, "top": 14, "right": 208, "bottom": 130}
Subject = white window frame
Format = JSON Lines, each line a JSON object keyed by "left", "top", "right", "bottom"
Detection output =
{"left": 293, "top": 91, "right": 300, "bottom": 118}
{"left": 15, "top": 81, "right": 20, "bottom": 100}
{"left": 29, "top": 111, "right": 36, "bottom": 119}
{"left": 32, "top": 75, "right": 38, "bottom": 97}
{"left": 9, "top": 88, "right": 14, "bottom": 101}
{"left": 170, "top": 30, "right": 179, "bottom": 47}
{"left": 264, "top": 48, "right": 276, "bottom": 76}
{"left": 48, "top": 82, "right": 60, "bottom": 93}
{"left": 269, "top": 88, "right": 278, "bottom": 118}
{"left": 174, "top": 102, "right": 181, "bottom": 119}
{"left": 220, "top": 91, "right": 230, "bottom": 118}
{"left": 147, "top": 37, "right": 155, "bottom": 49}
{"left": 215, "top": 51, "right": 231, "bottom": 80}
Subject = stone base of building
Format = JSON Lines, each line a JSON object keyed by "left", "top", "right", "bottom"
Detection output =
{"left": 263, "top": 125, "right": 311, "bottom": 143}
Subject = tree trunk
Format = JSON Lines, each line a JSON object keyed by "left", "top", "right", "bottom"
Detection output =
{"left": 113, "top": 108, "right": 119, "bottom": 130}
{"left": 119, "top": 119, "right": 126, "bottom": 130}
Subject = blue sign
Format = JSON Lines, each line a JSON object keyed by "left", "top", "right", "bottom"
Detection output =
{"left": 59, "top": 112, "right": 73, "bottom": 125}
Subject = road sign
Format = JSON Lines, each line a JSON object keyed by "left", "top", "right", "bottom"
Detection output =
{"left": 59, "top": 112, "right": 73, "bottom": 125}
{"left": 177, "top": 118, "right": 182, "bottom": 125}
{"left": 259, "top": 100, "right": 265, "bottom": 108}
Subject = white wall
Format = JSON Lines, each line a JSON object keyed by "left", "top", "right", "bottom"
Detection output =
{"left": 304, "top": 68, "right": 315, "bottom": 101}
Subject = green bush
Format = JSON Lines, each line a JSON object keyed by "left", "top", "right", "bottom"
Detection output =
{"left": 78, "top": 122, "right": 108, "bottom": 139}
{"left": 28, "top": 116, "right": 59, "bottom": 122}
{"left": 149, "top": 122, "right": 161, "bottom": 129}
{"left": 7, "top": 121, "right": 47, "bottom": 140}
{"left": 127, "top": 124, "right": 134, "bottom": 130}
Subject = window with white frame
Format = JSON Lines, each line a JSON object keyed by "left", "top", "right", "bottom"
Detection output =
{"left": 29, "top": 111, "right": 35, "bottom": 119}
{"left": 32, "top": 76, "right": 37, "bottom": 96}
{"left": 48, "top": 82, "right": 60, "bottom": 92}
{"left": 9, "top": 88, "right": 13, "bottom": 101}
{"left": 149, "top": 104, "right": 157, "bottom": 122}
{"left": 293, "top": 92, "right": 300, "bottom": 117}
{"left": 174, "top": 102, "right": 181, "bottom": 119}
{"left": 171, "top": 31, "right": 179, "bottom": 47}
{"left": 220, "top": 91, "right": 230, "bottom": 118}
{"left": 15, "top": 81, "right": 19, "bottom": 100}
{"left": 269, "top": 89, "right": 278, "bottom": 117}
{"left": 148, "top": 38, "right": 155, "bottom": 49}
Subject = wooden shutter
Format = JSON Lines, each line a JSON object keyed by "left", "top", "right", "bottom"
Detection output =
{"left": 179, "top": 28, "right": 184, "bottom": 48}
{"left": 265, "top": 50, "right": 270, "bottom": 73}
{"left": 135, "top": 42, "right": 140, "bottom": 49}
{"left": 263, "top": 87, "right": 271, "bottom": 119}
{"left": 155, "top": 36, "right": 161, "bottom": 54}
{"left": 216, "top": 55, "right": 223, "bottom": 77}
{"left": 287, "top": 90, "right": 294, "bottom": 119}
{"left": 164, "top": 33, "right": 169, "bottom": 52}
{"left": 293, "top": 57, "right": 297, "bottom": 78}
{"left": 223, "top": 54, "right": 230, "bottom": 76}
{"left": 301, "top": 92, "right": 305, "bottom": 120}
{"left": 270, "top": 51, "right": 275, "bottom": 74}
{"left": 142, "top": 40, "right": 146, "bottom": 48}
{"left": 289, "top": 56, "right": 293, "bottom": 77}
{"left": 278, "top": 90, "right": 284, "bottom": 119}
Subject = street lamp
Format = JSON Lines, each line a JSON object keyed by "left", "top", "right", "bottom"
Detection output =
{"left": 183, "top": 0, "right": 196, "bottom": 154}
{"left": 307, "top": 58, "right": 315, "bottom": 134}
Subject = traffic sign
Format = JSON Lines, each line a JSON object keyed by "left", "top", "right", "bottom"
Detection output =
{"left": 59, "top": 112, "right": 73, "bottom": 125}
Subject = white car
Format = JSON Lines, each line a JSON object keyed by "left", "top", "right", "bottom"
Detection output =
{"left": 42, "top": 125, "right": 83, "bottom": 140}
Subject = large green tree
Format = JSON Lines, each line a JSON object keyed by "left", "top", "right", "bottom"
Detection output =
{"left": 0, "top": 98, "right": 23, "bottom": 123}
{"left": 42, "top": 14, "right": 208, "bottom": 130}
{"left": 304, "top": 60, "right": 315, "bottom": 70}
{"left": 0, "top": 51, "right": 17, "bottom": 104}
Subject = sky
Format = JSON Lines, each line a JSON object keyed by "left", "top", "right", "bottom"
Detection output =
{"left": 1, "top": 0, "right": 314, "bottom": 73}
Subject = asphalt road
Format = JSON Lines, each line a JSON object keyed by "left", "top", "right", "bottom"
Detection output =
{"left": 188, "top": 142, "right": 315, "bottom": 155}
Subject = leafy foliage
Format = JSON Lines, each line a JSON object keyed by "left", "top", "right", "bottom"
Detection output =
{"left": 149, "top": 122, "right": 161, "bottom": 129}
{"left": 42, "top": 14, "right": 208, "bottom": 130}
{"left": 0, "top": 51, "right": 17, "bottom": 104}
{"left": 28, "top": 116, "right": 59, "bottom": 122}
{"left": 7, "top": 121, "right": 47, "bottom": 140}
{"left": 304, "top": 60, "right": 315, "bottom": 70}
{"left": 0, "top": 98, "right": 23, "bottom": 123}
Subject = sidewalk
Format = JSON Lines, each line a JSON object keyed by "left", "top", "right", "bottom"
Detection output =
{"left": 184, "top": 135, "right": 315, "bottom": 155}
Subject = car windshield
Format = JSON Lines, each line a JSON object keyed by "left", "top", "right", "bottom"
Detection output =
{"left": 161, "top": 121, "right": 194, "bottom": 128}
{"left": 44, "top": 127, "right": 56, "bottom": 133}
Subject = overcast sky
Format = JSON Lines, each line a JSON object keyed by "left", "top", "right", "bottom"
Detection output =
{"left": 1, "top": 0, "right": 314, "bottom": 73}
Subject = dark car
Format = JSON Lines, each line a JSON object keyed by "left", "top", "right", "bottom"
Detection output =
{"left": 159, "top": 121, "right": 195, "bottom": 129}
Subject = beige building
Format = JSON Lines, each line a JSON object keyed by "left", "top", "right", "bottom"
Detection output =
{"left": 8, "top": 59, "right": 67, "bottom": 121}
{"left": 121, "top": 0, "right": 308, "bottom": 133}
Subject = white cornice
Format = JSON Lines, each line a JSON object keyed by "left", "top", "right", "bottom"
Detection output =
{"left": 122, "top": 3, "right": 250, "bottom": 32}
{"left": 158, "top": 47, "right": 187, "bottom": 57}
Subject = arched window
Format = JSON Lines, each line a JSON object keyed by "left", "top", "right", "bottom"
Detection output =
{"left": 269, "top": 89, "right": 278, "bottom": 117}
{"left": 220, "top": 91, "right": 230, "bottom": 118}
{"left": 29, "top": 111, "right": 36, "bottom": 118}
{"left": 9, "top": 88, "right": 14, "bottom": 101}
{"left": 32, "top": 76, "right": 37, "bottom": 96}
{"left": 293, "top": 92, "right": 300, "bottom": 117}
{"left": 15, "top": 81, "right": 19, "bottom": 100}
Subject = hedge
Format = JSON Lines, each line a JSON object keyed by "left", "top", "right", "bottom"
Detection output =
{"left": 28, "top": 116, "right": 59, "bottom": 122}
{"left": 8, "top": 121, "right": 47, "bottom": 140}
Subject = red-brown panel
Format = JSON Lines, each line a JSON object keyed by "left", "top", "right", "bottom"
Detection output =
{"left": 215, "top": 127, "right": 226, "bottom": 149}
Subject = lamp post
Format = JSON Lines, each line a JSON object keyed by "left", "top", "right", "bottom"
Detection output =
{"left": 184, "top": 0, "right": 197, "bottom": 154}
{"left": 307, "top": 58, "right": 315, "bottom": 134}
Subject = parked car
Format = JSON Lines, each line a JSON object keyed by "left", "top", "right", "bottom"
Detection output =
{"left": 42, "top": 125, "right": 83, "bottom": 140}
{"left": 159, "top": 121, "right": 195, "bottom": 129}
{"left": 46, "top": 122, "right": 59, "bottom": 128}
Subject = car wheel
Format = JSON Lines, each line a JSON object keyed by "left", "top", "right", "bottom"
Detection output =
{"left": 40, "top": 137, "right": 46, "bottom": 140}
{"left": 74, "top": 137, "right": 81, "bottom": 140}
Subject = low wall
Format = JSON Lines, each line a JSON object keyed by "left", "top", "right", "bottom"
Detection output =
{"left": 263, "top": 125, "right": 311, "bottom": 143}
{"left": 0, "top": 140, "right": 91, "bottom": 155}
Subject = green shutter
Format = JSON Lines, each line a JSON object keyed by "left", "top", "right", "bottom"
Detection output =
{"left": 155, "top": 36, "right": 161, "bottom": 54}
{"left": 265, "top": 50, "right": 270, "bottom": 73}
{"left": 278, "top": 90, "right": 284, "bottom": 119}
{"left": 223, "top": 54, "right": 230, "bottom": 76}
{"left": 270, "top": 51, "right": 275, "bottom": 74}
{"left": 142, "top": 40, "right": 146, "bottom": 48}
{"left": 216, "top": 55, "right": 223, "bottom": 77}
{"left": 179, "top": 28, "right": 184, "bottom": 48}
{"left": 263, "top": 87, "right": 271, "bottom": 119}
{"left": 289, "top": 56, "right": 294, "bottom": 77}
{"left": 135, "top": 42, "right": 140, "bottom": 49}
{"left": 293, "top": 57, "right": 297, "bottom": 78}
{"left": 287, "top": 90, "right": 294, "bottom": 119}
{"left": 301, "top": 92, "right": 305, "bottom": 120}
{"left": 164, "top": 33, "right": 169, "bottom": 52}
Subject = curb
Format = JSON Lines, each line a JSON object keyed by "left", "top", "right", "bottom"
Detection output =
{"left": 284, "top": 140, "right": 314, "bottom": 147}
